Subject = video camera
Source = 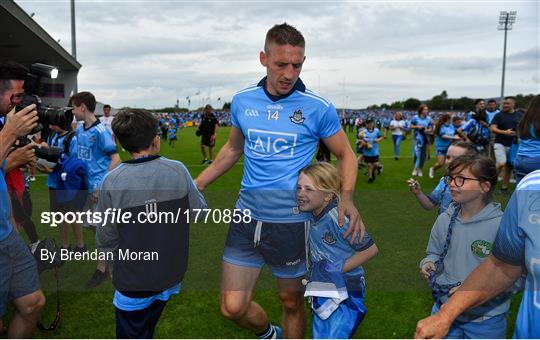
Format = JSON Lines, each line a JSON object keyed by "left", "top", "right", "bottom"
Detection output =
{"left": 14, "top": 63, "right": 73, "bottom": 164}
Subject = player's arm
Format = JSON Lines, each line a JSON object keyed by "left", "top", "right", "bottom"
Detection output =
{"left": 195, "top": 126, "right": 244, "bottom": 192}
{"left": 323, "top": 130, "right": 365, "bottom": 242}
{"left": 415, "top": 255, "right": 522, "bottom": 339}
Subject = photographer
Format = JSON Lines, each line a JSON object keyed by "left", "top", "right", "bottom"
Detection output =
{"left": 0, "top": 61, "right": 45, "bottom": 338}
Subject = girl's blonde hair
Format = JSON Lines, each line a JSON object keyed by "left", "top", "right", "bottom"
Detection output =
{"left": 300, "top": 162, "right": 341, "bottom": 201}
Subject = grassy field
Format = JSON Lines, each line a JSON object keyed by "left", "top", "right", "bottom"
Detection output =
{"left": 9, "top": 126, "right": 519, "bottom": 338}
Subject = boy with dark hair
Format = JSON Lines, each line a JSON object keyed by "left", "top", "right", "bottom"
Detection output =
{"left": 97, "top": 108, "right": 206, "bottom": 338}
{"left": 70, "top": 91, "right": 121, "bottom": 288}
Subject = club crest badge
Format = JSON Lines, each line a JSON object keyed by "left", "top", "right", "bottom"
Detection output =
{"left": 322, "top": 231, "right": 336, "bottom": 245}
{"left": 471, "top": 240, "right": 492, "bottom": 258}
{"left": 290, "top": 109, "right": 305, "bottom": 124}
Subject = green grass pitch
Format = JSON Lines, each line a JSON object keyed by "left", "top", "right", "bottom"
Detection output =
{"left": 11, "top": 126, "right": 520, "bottom": 338}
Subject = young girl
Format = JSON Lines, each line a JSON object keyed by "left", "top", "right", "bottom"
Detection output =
{"left": 419, "top": 154, "right": 512, "bottom": 338}
{"left": 362, "top": 118, "right": 383, "bottom": 183}
{"left": 411, "top": 104, "right": 433, "bottom": 177}
{"left": 429, "top": 113, "right": 461, "bottom": 178}
{"left": 408, "top": 141, "right": 476, "bottom": 215}
{"left": 297, "top": 162, "right": 378, "bottom": 339}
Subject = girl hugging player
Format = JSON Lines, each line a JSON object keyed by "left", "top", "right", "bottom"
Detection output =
{"left": 297, "top": 162, "right": 378, "bottom": 339}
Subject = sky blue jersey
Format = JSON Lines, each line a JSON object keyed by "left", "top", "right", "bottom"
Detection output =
{"left": 363, "top": 128, "right": 382, "bottom": 157}
{"left": 435, "top": 123, "right": 456, "bottom": 150}
{"left": 309, "top": 200, "right": 374, "bottom": 279}
{"left": 76, "top": 120, "right": 117, "bottom": 193}
{"left": 231, "top": 77, "right": 342, "bottom": 222}
{"left": 492, "top": 170, "right": 540, "bottom": 338}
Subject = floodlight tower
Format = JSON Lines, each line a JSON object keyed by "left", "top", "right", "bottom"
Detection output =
{"left": 498, "top": 11, "right": 517, "bottom": 104}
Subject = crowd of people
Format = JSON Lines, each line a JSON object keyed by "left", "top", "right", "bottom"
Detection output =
{"left": 0, "top": 21, "right": 539, "bottom": 340}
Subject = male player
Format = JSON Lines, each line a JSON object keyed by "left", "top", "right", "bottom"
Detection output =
{"left": 195, "top": 23, "right": 364, "bottom": 338}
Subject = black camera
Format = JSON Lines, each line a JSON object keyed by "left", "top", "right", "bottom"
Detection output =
{"left": 18, "top": 94, "right": 73, "bottom": 134}
{"left": 16, "top": 63, "right": 73, "bottom": 134}
{"left": 16, "top": 136, "right": 64, "bottom": 164}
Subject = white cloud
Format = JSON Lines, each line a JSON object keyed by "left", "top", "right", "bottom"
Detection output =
{"left": 16, "top": 0, "right": 539, "bottom": 109}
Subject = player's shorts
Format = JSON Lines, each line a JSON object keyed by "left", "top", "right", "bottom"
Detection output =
{"left": 364, "top": 156, "right": 379, "bottom": 163}
{"left": 436, "top": 148, "right": 448, "bottom": 157}
{"left": 0, "top": 230, "right": 41, "bottom": 317}
{"left": 169, "top": 136, "right": 177, "bottom": 141}
{"left": 201, "top": 134, "right": 215, "bottom": 147}
{"left": 49, "top": 188, "right": 74, "bottom": 213}
{"left": 494, "top": 143, "right": 510, "bottom": 167}
{"left": 223, "top": 217, "right": 308, "bottom": 279}
{"left": 426, "top": 134, "right": 435, "bottom": 145}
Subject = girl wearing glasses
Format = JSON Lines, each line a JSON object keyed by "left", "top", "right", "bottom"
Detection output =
{"left": 419, "top": 154, "right": 513, "bottom": 338}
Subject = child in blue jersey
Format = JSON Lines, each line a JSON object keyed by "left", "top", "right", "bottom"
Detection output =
{"left": 297, "top": 162, "right": 378, "bottom": 339}
{"left": 361, "top": 118, "right": 383, "bottom": 183}
{"left": 71, "top": 91, "right": 121, "bottom": 289}
{"left": 168, "top": 123, "right": 177, "bottom": 147}
{"left": 408, "top": 142, "right": 476, "bottom": 215}
{"left": 419, "top": 154, "right": 513, "bottom": 339}
{"left": 411, "top": 105, "right": 434, "bottom": 177}
{"left": 37, "top": 124, "right": 85, "bottom": 252}
{"left": 429, "top": 114, "right": 461, "bottom": 179}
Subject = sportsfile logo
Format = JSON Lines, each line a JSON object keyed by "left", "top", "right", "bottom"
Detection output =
{"left": 247, "top": 129, "right": 297, "bottom": 158}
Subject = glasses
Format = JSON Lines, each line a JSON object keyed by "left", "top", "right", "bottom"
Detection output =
{"left": 444, "top": 175, "right": 482, "bottom": 187}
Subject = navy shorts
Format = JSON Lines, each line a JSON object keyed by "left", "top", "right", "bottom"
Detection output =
{"left": 116, "top": 299, "right": 168, "bottom": 339}
{"left": 0, "top": 230, "right": 40, "bottom": 317}
{"left": 223, "top": 217, "right": 308, "bottom": 279}
{"left": 436, "top": 148, "right": 448, "bottom": 157}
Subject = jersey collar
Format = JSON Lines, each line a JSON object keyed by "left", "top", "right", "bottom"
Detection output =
{"left": 257, "top": 77, "right": 306, "bottom": 102}
{"left": 84, "top": 119, "right": 102, "bottom": 131}
{"left": 313, "top": 199, "right": 338, "bottom": 222}
{"left": 123, "top": 154, "right": 161, "bottom": 164}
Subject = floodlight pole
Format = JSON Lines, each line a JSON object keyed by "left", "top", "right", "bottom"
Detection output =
{"left": 71, "top": 0, "right": 78, "bottom": 93}
{"left": 498, "top": 11, "right": 516, "bottom": 104}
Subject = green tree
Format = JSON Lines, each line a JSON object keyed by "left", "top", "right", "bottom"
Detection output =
{"left": 403, "top": 98, "right": 421, "bottom": 110}
{"left": 222, "top": 102, "right": 231, "bottom": 110}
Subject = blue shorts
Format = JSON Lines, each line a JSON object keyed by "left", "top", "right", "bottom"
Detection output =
{"left": 0, "top": 230, "right": 40, "bottom": 317}
{"left": 436, "top": 148, "right": 448, "bottom": 157}
{"left": 223, "top": 217, "right": 308, "bottom": 279}
{"left": 431, "top": 302, "right": 506, "bottom": 339}
{"left": 312, "top": 281, "right": 366, "bottom": 339}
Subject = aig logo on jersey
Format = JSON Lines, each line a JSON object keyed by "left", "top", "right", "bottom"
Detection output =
{"left": 290, "top": 109, "right": 305, "bottom": 124}
{"left": 247, "top": 129, "right": 297, "bottom": 158}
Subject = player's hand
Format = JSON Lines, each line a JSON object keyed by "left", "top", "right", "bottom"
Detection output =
{"left": 90, "top": 192, "right": 99, "bottom": 203}
{"left": 415, "top": 312, "right": 452, "bottom": 339}
{"left": 36, "top": 162, "right": 53, "bottom": 174}
{"left": 210, "top": 135, "right": 216, "bottom": 144}
{"left": 420, "top": 261, "right": 435, "bottom": 281}
{"left": 339, "top": 198, "right": 365, "bottom": 244}
{"left": 5, "top": 104, "right": 38, "bottom": 137}
{"left": 506, "top": 129, "right": 516, "bottom": 136}
{"left": 407, "top": 178, "right": 421, "bottom": 194}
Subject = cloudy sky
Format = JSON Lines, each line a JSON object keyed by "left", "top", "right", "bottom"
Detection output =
{"left": 16, "top": 0, "right": 539, "bottom": 109}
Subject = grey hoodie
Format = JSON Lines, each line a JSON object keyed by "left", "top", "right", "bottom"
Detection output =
{"left": 420, "top": 202, "right": 511, "bottom": 321}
